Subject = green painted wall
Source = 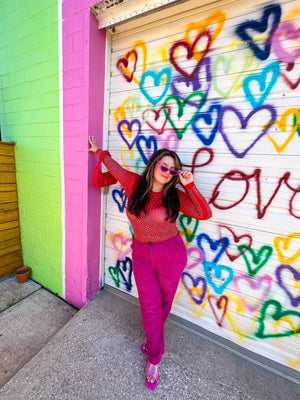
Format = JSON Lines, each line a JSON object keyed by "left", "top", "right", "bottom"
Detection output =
{"left": 0, "top": 1, "right": 62, "bottom": 294}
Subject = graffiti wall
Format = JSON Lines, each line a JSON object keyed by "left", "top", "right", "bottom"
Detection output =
{"left": 103, "top": 0, "right": 300, "bottom": 371}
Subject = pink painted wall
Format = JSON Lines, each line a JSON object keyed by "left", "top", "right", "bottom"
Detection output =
{"left": 62, "top": 0, "right": 106, "bottom": 308}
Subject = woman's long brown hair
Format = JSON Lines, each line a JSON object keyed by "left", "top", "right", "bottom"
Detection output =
{"left": 127, "top": 149, "right": 182, "bottom": 222}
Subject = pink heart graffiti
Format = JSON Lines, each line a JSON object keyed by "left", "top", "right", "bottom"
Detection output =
{"left": 233, "top": 273, "right": 273, "bottom": 313}
{"left": 186, "top": 247, "right": 205, "bottom": 270}
{"left": 112, "top": 234, "right": 132, "bottom": 261}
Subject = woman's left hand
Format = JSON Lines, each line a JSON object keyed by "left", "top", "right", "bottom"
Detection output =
{"left": 179, "top": 170, "right": 194, "bottom": 186}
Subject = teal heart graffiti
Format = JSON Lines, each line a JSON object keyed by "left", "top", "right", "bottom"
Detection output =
{"left": 163, "top": 91, "right": 205, "bottom": 140}
{"left": 243, "top": 61, "right": 280, "bottom": 108}
{"left": 203, "top": 261, "right": 234, "bottom": 295}
{"left": 140, "top": 67, "right": 171, "bottom": 105}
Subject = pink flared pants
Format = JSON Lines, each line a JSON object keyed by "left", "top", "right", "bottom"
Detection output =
{"left": 131, "top": 232, "right": 187, "bottom": 365}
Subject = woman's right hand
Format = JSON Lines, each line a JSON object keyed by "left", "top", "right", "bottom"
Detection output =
{"left": 88, "top": 136, "right": 100, "bottom": 153}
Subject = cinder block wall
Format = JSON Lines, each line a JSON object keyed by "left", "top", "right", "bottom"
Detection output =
{"left": 0, "top": 1, "right": 63, "bottom": 295}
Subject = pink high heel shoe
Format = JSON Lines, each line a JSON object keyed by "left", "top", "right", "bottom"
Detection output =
{"left": 145, "top": 361, "right": 159, "bottom": 390}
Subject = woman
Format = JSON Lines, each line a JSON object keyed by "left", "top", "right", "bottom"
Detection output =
{"left": 88, "top": 136, "right": 212, "bottom": 390}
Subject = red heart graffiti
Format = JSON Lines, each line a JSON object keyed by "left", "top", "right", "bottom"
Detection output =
{"left": 281, "top": 62, "right": 300, "bottom": 90}
{"left": 142, "top": 106, "right": 171, "bottom": 135}
{"left": 169, "top": 31, "right": 212, "bottom": 81}
{"left": 218, "top": 225, "right": 252, "bottom": 262}
{"left": 116, "top": 50, "right": 138, "bottom": 83}
{"left": 208, "top": 295, "right": 228, "bottom": 327}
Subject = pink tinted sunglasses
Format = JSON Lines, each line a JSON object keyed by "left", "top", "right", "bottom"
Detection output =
{"left": 157, "top": 160, "right": 180, "bottom": 176}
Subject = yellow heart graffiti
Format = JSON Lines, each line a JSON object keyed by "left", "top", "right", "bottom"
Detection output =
{"left": 184, "top": 11, "right": 226, "bottom": 62}
{"left": 131, "top": 40, "right": 148, "bottom": 85}
{"left": 120, "top": 145, "right": 135, "bottom": 170}
{"left": 274, "top": 232, "right": 300, "bottom": 265}
{"left": 114, "top": 96, "right": 142, "bottom": 125}
{"left": 224, "top": 292, "right": 258, "bottom": 342}
{"left": 267, "top": 108, "right": 300, "bottom": 152}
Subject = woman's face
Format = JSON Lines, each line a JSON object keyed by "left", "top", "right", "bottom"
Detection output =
{"left": 153, "top": 155, "right": 178, "bottom": 189}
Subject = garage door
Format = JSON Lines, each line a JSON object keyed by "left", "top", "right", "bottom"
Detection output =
{"left": 102, "top": 0, "right": 300, "bottom": 373}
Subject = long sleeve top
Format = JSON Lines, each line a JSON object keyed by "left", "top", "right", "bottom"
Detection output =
{"left": 95, "top": 151, "right": 212, "bottom": 242}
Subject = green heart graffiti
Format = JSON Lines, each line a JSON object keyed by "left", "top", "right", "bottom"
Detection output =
{"left": 163, "top": 91, "right": 205, "bottom": 140}
{"left": 256, "top": 299, "right": 300, "bottom": 338}
{"left": 179, "top": 214, "right": 199, "bottom": 243}
{"left": 108, "top": 266, "right": 120, "bottom": 288}
{"left": 238, "top": 244, "right": 273, "bottom": 277}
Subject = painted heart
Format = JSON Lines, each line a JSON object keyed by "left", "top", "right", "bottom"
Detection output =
{"left": 116, "top": 50, "right": 138, "bottom": 83}
{"left": 158, "top": 132, "right": 180, "bottom": 153}
{"left": 213, "top": 50, "right": 253, "bottom": 98}
{"left": 118, "top": 119, "right": 141, "bottom": 149}
{"left": 203, "top": 261, "right": 234, "bottom": 295}
{"left": 120, "top": 147, "right": 135, "bottom": 170}
{"left": 280, "top": 61, "right": 300, "bottom": 90}
{"left": 235, "top": 4, "right": 282, "bottom": 61}
{"left": 197, "top": 233, "right": 229, "bottom": 264}
{"left": 243, "top": 61, "right": 280, "bottom": 108}
{"left": 255, "top": 299, "right": 300, "bottom": 338}
{"left": 171, "top": 57, "right": 212, "bottom": 103}
{"left": 186, "top": 247, "right": 205, "bottom": 270}
{"left": 238, "top": 244, "right": 273, "bottom": 277}
{"left": 208, "top": 295, "right": 229, "bottom": 327}
{"left": 142, "top": 106, "right": 170, "bottom": 135}
{"left": 219, "top": 105, "right": 277, "bottom": 158}
{"left": 218, "top": 225, "right": 252, "bottom": 262}
{"left": 184, "top": 11, "right": 225, "bottom": 50}
{"left": 136, "top": 135, "right": 158, "bottom": 165}
{"left": 139, "top": 67, "right": 171, "bottom": 105}
{"left": 233, "top": 273, "right": 272, "bottom": 312}
{"left": 274, "top": 232, "right": 300, "bottom": 265}
{"left": 267, "top": 108, "right": 300, "bottom": 152}
{"left": 170, "top": 31, "right": 212, "bottom": 81}
{"left": 276, "top": 264, "right": 300, "bottom": 307}
{"left": 111, "top": 234, "right": 132, "bottom": 261}
{"left": 112, "top": 188, "right": 127, "bottom": 213}
{"left": 163, "top": 91, "right": 205, "bottom": 140}
{"left": 192, "top": 103, "right": 221, "bottom": 146}
{"left": 117, "top": 257, "right": 133, "bottom": 292}
{"left": 181, "top": 272, "right": 207, "bottom": 305}
{"left": 179, "top": 214, "right": 199, "bottom": 243}
{"left": 114, "top": 96, "right": 142, "bottom": 124}
{"left": 108, "top": 266, "right": 120, "bottom": 288}
{"left": 272, "top": 22, "right": 300, "bottom": 64}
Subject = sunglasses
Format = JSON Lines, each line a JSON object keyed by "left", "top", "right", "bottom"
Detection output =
{"left": 157, "top": 160, "right": 180, "bottom": 176}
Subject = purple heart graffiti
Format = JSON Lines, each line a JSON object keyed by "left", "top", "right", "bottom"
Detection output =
{"left": 118, "top": 119, "right": 141, "bottom": 149}
{"left": 171, "top": 57, "right": 212, "bottom": 105}
{"left": 181, "top": 272, "right": 207, "bottom": 305}
{"left": 112, "top": 188, "right": 127, "bottom": 213}
{"left": 218, "top": 105, "right": 276, "bottom": 158}
{"left": 276, "top": 264, "right": 300, "bottom": 307}
{"left": 117, "top": 257, "right": 133, "bottom": 292}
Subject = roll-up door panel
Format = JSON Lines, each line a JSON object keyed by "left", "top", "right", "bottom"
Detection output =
{"left": 103, "top": 0, "right": 300, "bottom": 372}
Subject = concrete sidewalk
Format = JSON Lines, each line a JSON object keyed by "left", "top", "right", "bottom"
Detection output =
{"left": 0, "top": 276, "right": 77, "bottom": 388}
{"left": 1, "top": 285, "right": 300, "bottom": 400}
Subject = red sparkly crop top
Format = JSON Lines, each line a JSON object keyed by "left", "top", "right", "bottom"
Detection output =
{"left": 95, "top": 152, "right": 212, "bottom": 242}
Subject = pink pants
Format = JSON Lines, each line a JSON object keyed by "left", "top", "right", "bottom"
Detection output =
{"left": 131, "top": 232, "right": 187, "bottom": 365}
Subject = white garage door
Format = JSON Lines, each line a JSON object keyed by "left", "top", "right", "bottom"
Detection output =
{"left": 102, "top": 0, "right": 300, "bottom": 373}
